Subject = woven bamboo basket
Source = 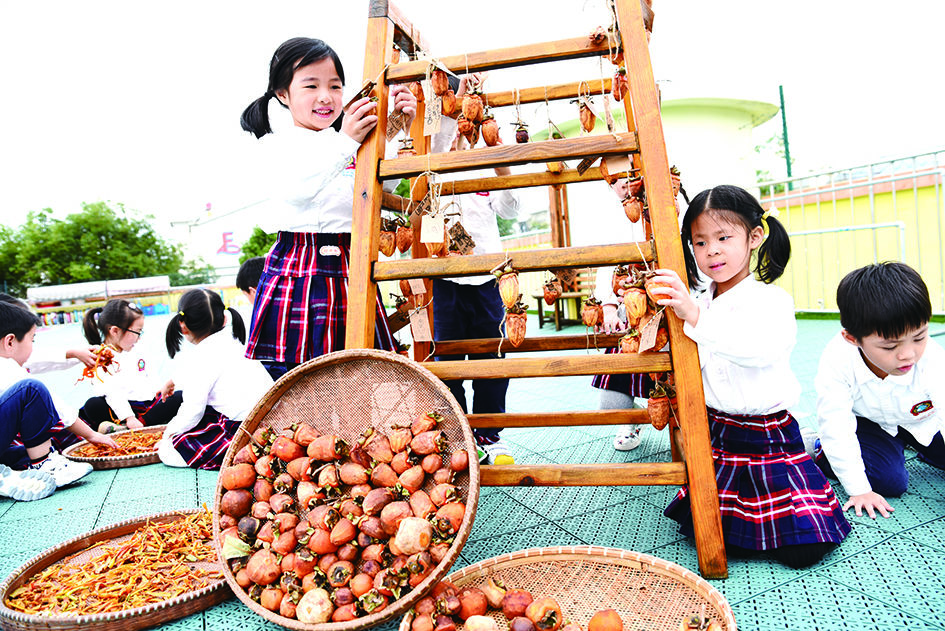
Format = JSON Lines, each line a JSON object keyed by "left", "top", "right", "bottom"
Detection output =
{"left": 400, "top": 546, "right": 736, "bottom": 631}
{"left": 62, "top": 425, "right": 165, "bottom": 469}
{"left": 213, "top": 349, "right": 480, "bottom": 631}
{"left": 0, "top": 509, "right": 229, "bottom": 631}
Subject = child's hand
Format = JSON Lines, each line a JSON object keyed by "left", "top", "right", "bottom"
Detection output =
{"left": 843, "top": 492, "right": 894, "bottom": 519}
{"left": 456, "top": 72, "right": 485, "bottom": 97}
{"left": 67, "top": 347, "right": 99, "bottom": 368}
{"left": 650, "top": 268, "right": 699, "bottom": 326}
{"left": 159, "top": 380, "right": 175, "bottom": 401}
{"left": 126, "top": 417, "right": 144, "bottom": 430}
{"left": 390, "top": 84, "right": 417, "bottom": 126}
{"left": 341, "top": 97, "right": 379, "bottom": 143}
{"left": 88, "top": 432, "right": 119, "bottom": 449}
{"left": 597, "top": 304, "right": 626, "bottom": 335}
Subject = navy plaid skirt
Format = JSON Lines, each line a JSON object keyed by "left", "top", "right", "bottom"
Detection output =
{"left": 590, "top": 347, "right": 653, "bottom": 398}
{"left": 665, "top": 407, "right": 850, "bottom": 550}
{"left": 170, "top": 407, "right": 239, "bottom": 471}
{"left": 246, "top": 232, "right": 395, "bottom": 363}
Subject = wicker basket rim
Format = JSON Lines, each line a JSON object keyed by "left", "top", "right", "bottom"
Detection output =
{"left": 63, "top": 425, "right": 166, "bottom": 465}
{"left": 0, "top": 508, "right": 228, "bottom": 629}
{"left": 400, "top": 546, "right": 737, "bottom": 630}
{"left": 213, "top": 349, "right": 481, "bottom": 631}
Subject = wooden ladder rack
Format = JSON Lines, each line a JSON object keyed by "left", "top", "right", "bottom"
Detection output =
{"left": 348, "top": 0, "right": 726, "bottom": 578}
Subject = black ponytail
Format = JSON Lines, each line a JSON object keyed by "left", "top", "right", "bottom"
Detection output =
{"left": 680, "top": 184, "right": 791, "bottom": 288}
{"left": 166, "top": 289, "right": 231, "bottom": 358}
{"left": 83, "top": 307, "right": 105, "bottom": 345}
{"left": 83, "top": 299, "right": 143, "bottom": 345}
{"left": 241, "top": 37, "right": 346, "bottom": 139}
{"left": 227, "top": 308, "right": 247, "bottom": 345}
{"left": 166, "top": 312, "right": 184, "bottom": 358}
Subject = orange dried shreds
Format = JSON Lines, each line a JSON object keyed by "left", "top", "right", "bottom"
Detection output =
{"left": 76, "top": 344, "right": 118, "bottom": 383}
{"left": 4, "top": 509, "right": 222, "bottom": 616}
{"left": 71, "top": 430, "right": 162, "bottom": 458}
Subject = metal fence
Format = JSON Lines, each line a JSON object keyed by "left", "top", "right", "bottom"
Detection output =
{"left": 758, "top": 150, "right": 945, "bottom": 313}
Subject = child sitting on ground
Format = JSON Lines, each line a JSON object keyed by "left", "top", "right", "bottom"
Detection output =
{"left": 815, "top": 262, "right": 945, "bottom": 519}
{"left": 158, "top": 289, "right": 273, "bottom": 470}
{"left": 0, "top": 302, "right": 116, "bottom": 500}
{"left": 79, "top": 299, "right": 182, "bottom": 433}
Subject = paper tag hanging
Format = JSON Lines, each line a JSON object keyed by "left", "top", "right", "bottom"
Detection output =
{"left": 552, "top": 268, "right": 578, "bottom": 291}
{"left": 637, "top": 310, "right": 663, "bottom": 353}
{"left": 603, "top": 96, "right": 615, "bottom": 132}
{"left": 420, "top": 213, "right": 445, "bottom": 244}
{"left": 603, "top": 154, "right": 633, "bottom": 177}
{"left": 387, "top": 109, "right": 408, "bottom": 140}
{"left": 409, "top": 307, "right": 433, "bottom": 342}
{"left": 407, "top": 278, "right": 427, "bottom": 295}
{"left": 422, "top": 80, "right": 442, "bottom": 136}
{"left": 447, "top": 222, "right": 476, "bottom": 255}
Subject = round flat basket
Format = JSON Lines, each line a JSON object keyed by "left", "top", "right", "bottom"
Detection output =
{"left": 0, "top": 509, "right": 229, "bottom": 631}
{"left": 214, "top": 349, "right": 480, "bottom": 631}
{"left": 400, "top": 546, "right": 736, "bottom": 631}
{"left": 63, "top": 425, "right": 165, "bottom": 469}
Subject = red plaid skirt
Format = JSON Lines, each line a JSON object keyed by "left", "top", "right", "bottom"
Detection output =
{"left": 246, "top": 232, "right": 395, "bottom": 363}
{"left": 170, "top": 407, "right": 239, "bottom": 471}
{"left": 665, "top": 407, "right": 850, "bottom": 550}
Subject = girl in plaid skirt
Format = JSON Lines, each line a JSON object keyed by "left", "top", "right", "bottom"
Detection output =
{"left": 649, "top": 185, "right": 850, "bottom": 568}
{"left": 157, "top": 289, "right": 272, "bottom": 470}
{"left": 239, "top": 38, "right": 418, "bottom": 378}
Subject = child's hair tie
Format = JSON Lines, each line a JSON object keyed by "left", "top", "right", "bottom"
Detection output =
{"left": 178, "top": 310, "right": 185, "bottom": 318}
{"left": 760, "top": 206, "right": 780, "bottom": 238}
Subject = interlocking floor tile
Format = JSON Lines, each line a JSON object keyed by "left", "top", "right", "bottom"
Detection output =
{"left": 95, "top": 490, "right": 198, "bottom": 527}
{"left": 0, "top": 547, "right": 47, "bottom": 583}
{"left": 504, "top": 484, "right": 640, "bottom": 520}
{"left": 898, "top": 516, "right": 945, "bottom": 552}
{"left": 900, "top": 457, "right": 945, "bottom": 500}
{"left": 112, "top": 463, "right": 197, "bottom": 499}
{"left": 2, "top": 507, "right": 98, "bottom": 554}
{"left": 2, "top": 472, "right": 116, "bottom": 521}
{"left": 731, "top": 574, "right": 940, "bottom": 631}
{"left": 467, "top": 487, "right": 545, "bottom": 537}
{"left": 204, "top": 596, "right": 286, "bottom": 630}
{"left": 833, "top": 488, "right": 945, "bottom": 534}
{"left": 553, "top": 499, "right": 684, "bottom": 552}
{"left": 819, "top": 535, "right": 945, "bottom": 627}
{"left": 460, "top": 521, "right": 585, "bottom": 562}
{"left": 505, "top": 427, "right": 594, "bottom": 455}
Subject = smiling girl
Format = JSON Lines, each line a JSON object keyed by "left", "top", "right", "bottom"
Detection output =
{"left": 240, "top": 38, "right": 417, "bottom": 378}
{"left": 79, "top": 299, "right": 181, "bottom": 433}
{"left": 648, "top": 184, "right": 850, "bottom": 569}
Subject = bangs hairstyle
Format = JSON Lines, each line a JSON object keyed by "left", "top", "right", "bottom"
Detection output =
{"left": 680, "top": 184, "right": 791, "bottom": 289}
{"left": 0, "top": 301, "right": 41, "bottom": 341}
{"left": 166, "top": 288, "right": 246, "bottom": 358}
{"left": 837, "top": 262, "right": 932, "bottom": 340}
{"left": 236, "top": 256, "right": 265, "bottom": 293}
{"left": 82, "top": 299, "right": 143, "bottom": 345}
{"left": 240, "top": 37, "right": 346, "bottom": 138}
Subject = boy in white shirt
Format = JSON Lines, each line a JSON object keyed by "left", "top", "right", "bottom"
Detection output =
{"left": 0, "top": 303, "right": 116, "bottom": 499}
{"left": 816, "top": 262, "right": 945, "bottom": 519}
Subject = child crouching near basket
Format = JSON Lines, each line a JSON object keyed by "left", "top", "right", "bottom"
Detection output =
{"left": 157, "top": 289, "right": 273, "bottom": 470}
{"left": 650, "top": 185, "right": 850, "bottom": 568}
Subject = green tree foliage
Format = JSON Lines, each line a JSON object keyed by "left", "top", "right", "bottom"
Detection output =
{"left": 0, "top": 202, "right": 206, "bottom": 296}
{"left": 239, "top": 227, "right": 278, "bottom": 263}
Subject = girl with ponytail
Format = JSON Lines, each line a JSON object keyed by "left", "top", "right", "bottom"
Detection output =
{"left": 157, "top": 289, "right": 272, "bottom": 470}
{"left": 239, "top": 37, "right": 421, "bottom": 379}
{"left": 78, "top": 299, "right": 181, "bottom": 433}
{"left": 648, "top": 185, "right": 851, "bottom": 568}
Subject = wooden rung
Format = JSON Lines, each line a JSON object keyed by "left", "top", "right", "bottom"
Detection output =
{"left": 381, "top": 0, "right": 430, "bottom": 57}
{"left": 386, "top": 35, "right": 619, "bottom": 83}
{"left": 433, "top": 333, "right": 621, "bottom": 355}
{"left": 469, "top": 409, "right": 650, "bottom": 429}
{"left": 380, "top": 168, "right": 606, "bottom": 213}
{"left": 425, "top": 352, "right": 671, "bottom": 380}
{"left": 485, "top": 78, "right": 613, "bottom": 108}
{"left": 374, "top": 242, "right": 654, "bottom": 281}
{"left": 378, "top": 134, "right": 638, "bottom": 180}
{"left": 481, "top": 462, "right": 686, "bottom": 487}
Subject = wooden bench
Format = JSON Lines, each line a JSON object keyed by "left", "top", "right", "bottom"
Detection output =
{"left": 533, "top": 269, "right": 596, "bottom": 331}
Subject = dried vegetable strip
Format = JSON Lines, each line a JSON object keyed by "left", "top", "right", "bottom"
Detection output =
{"left": 71, "top": 430, "right": 162, "bottom": 458}
{"left": 76, "top": 344, "right": 118, "bottom": 383}
{"left": 4, "top": 509, "right": 223, "bottom": 616}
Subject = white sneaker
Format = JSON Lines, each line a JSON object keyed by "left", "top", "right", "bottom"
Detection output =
{"left": 0, "top": 464, "right": 56, "bottom": 501}
{"left": 32, "top": 451, "right": 93, "bottom": 487}
{"left": 613, "top": 425, "right": 642, "bottom": 451}
{"left": 481, "top": 441, "right": 515, "bottom": 465}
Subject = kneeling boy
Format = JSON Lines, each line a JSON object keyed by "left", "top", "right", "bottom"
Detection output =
{"left": 816, "top": 262, "right": 945, "bottom": 518}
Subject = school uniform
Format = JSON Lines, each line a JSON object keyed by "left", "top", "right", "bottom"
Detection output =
{"left": 816, "top": 333, "right": 945, "bottom": 497}
{"left": 664, "top": 276, "right": 850, "bottom": 552}
{"left": 246, "top": 126, "right": 403, "bottom": 375}
{"left": 22, "top": 348, "right": 83, "bottom": 451}
{"left": 432, "top": 116, "right": 520, "bottom": 442}
{"left": 79, "top": 346, "right": 179, "bottom": 428}
{"left": 0, "top": 357, "right": 78, "bottom": 468}
{"left": 158, "top": 329, "right": 273, "bottom": 470}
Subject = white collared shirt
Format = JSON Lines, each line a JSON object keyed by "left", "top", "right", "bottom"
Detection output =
{"left": 90, "top": 346, "right": 164, "bottom": 422}
{"left": 158, "top": 329, "right": 273, "bottom": 466}
{"left": 683, "top": 275, "right": 801, "bottom": 415}
{"left": 816, "top": 332, "right": 945, "bottom": 495}
{"left": 0, "top": 356, "right": 78, "bottom": 427}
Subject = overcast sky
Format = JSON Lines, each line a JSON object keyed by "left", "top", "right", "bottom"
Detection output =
{"left": 2, "top": 0, "right": 942, "bottom": 229}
